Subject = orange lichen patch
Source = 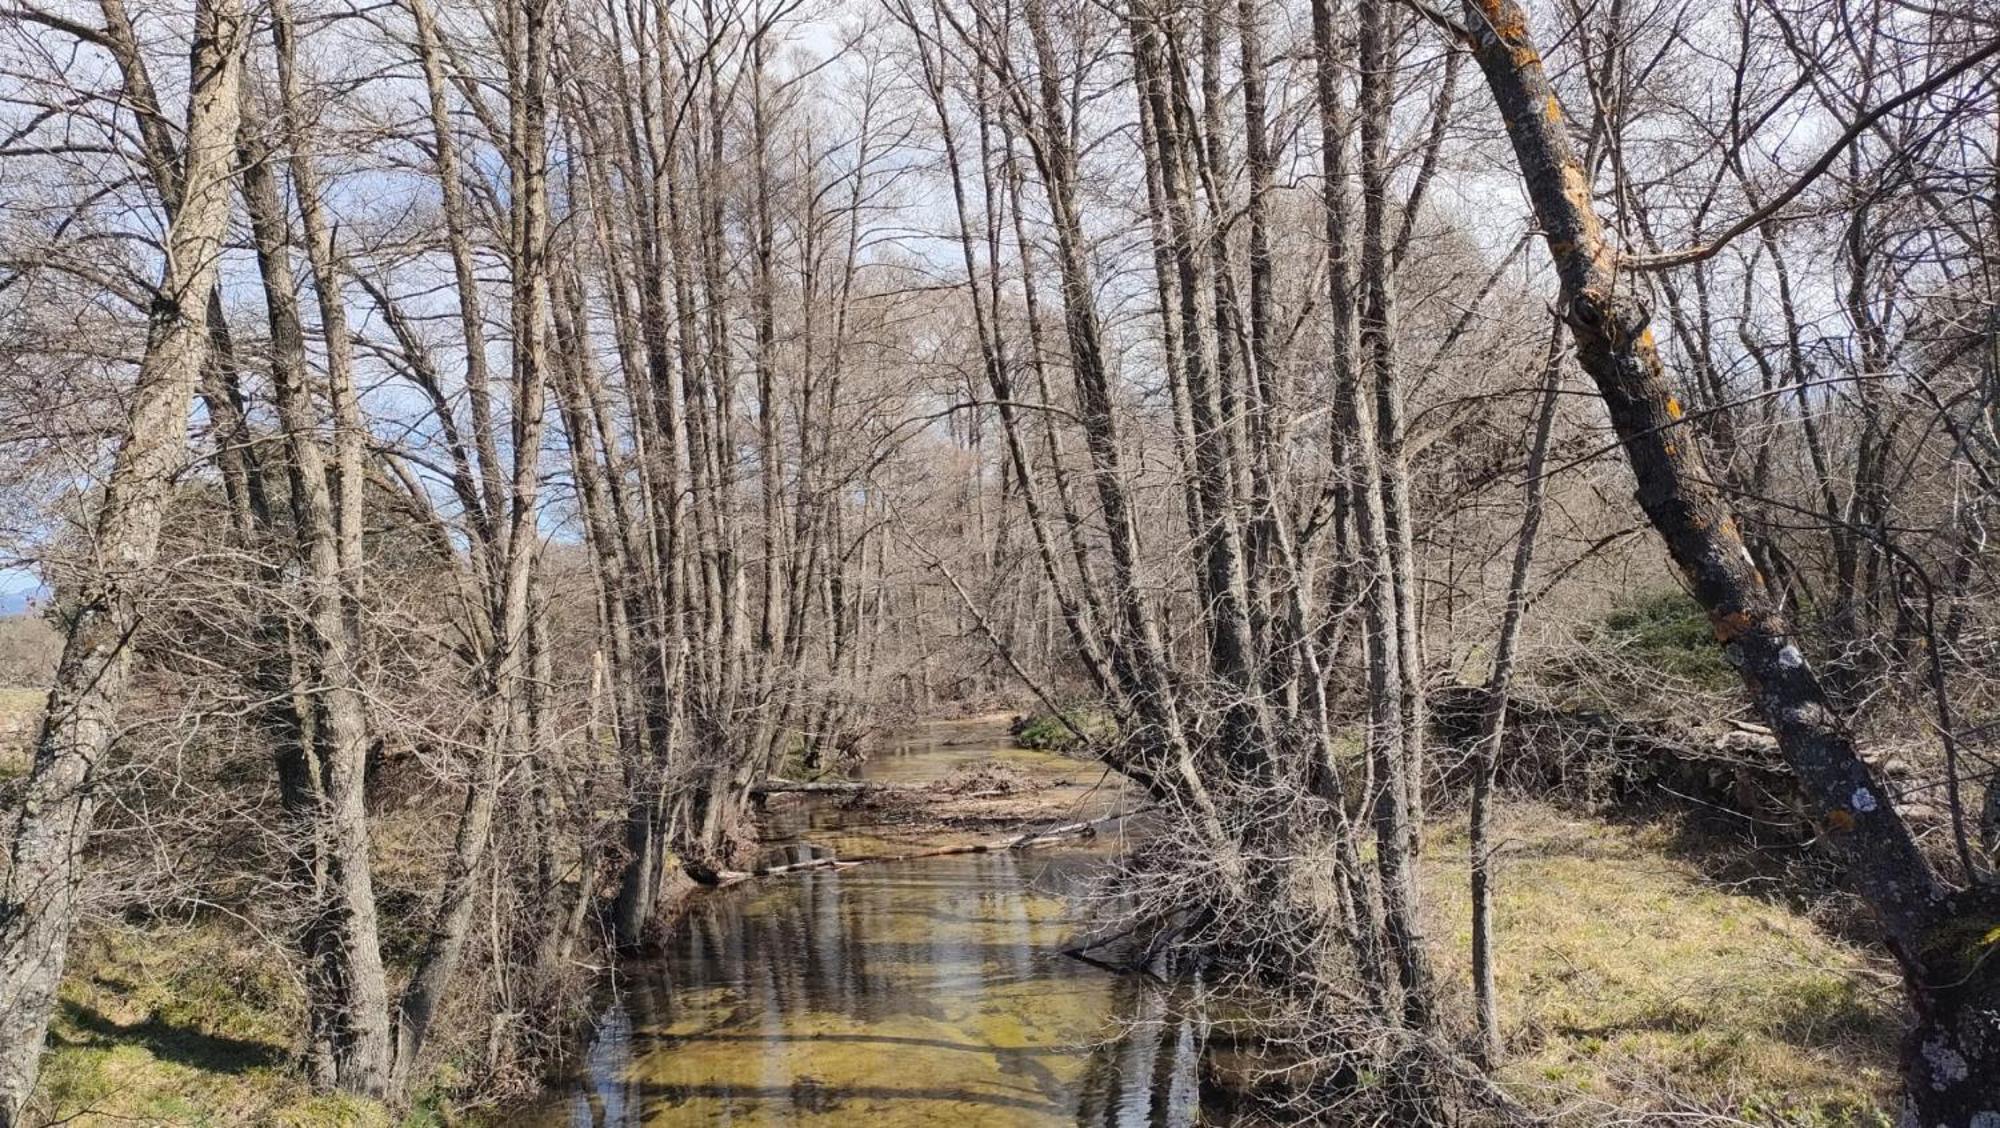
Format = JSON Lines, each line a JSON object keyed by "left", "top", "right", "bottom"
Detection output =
{"left": 1638, "top": 327, "right": 1657, "bottom": 351}
{"left": 1826, "top": 809, "right": 1857, "bottom": 833}
{"left": 1544, "top": 93, "right": 1562, "bottom": 122}
{"left": 1471, "top": 0, "right": 1527, "bottom": 39}
{"left": 1663, "top": 441, "right": 1678, "bottom": 457}
{"left": 1711, "top": 609, "right": 1753, "bottom": 642}
{"left": 1665, "top": 396, "right": 1683, "bottom": 420}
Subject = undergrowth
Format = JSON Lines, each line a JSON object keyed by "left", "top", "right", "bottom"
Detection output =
{"left": 1010, "top": 706, "right": 1116, "bottom": 752}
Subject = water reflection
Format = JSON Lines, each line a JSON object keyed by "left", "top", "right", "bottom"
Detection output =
{"left": 534, "top": 850, "right": 1206, "bottom": 1126}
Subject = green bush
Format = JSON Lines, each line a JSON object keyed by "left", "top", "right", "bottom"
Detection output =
{"left": 1598, "top": 589, "right": 1737, "bottom": 691}
{"left": 1010, "top": 707, "right": 1115, "bottom": 752}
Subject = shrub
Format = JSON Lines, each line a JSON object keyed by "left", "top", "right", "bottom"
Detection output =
{"left": 1010, "top": 707, "right": 1115, "bottom": 752}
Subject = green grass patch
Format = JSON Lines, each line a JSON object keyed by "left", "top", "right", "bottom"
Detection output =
{"left": 33, "top": 923, "right": 396, "bottom": 1127}
{"left": 1427, "top": 805, "right": 1899, "bottom": 1125}
{"left": 1010, "top": 706, "right": 1116, "bottom": 752}
{"left": 1592, "top": 589, "right": 1738, "bottom": 690}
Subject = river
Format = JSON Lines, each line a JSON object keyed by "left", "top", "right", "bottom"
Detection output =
{"left": 525, "top": 717, "right": 1209, "bottom": 1126}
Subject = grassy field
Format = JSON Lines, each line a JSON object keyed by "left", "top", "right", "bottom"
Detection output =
{"left": 1427, "top": 803, "right": 1900, "bottom": 1126}
{"left": 31, "top": 926, "right": 393, "bottom": 1127}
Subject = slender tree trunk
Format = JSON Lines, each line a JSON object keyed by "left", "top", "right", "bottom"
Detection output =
{"left": 392, "top": 0, "right": 552, "bottom": 1081}
{"left": 1470, "top": 324, "right": 1564, "bottom": 1067}
{"left": 1357, "top": 0, "right": 1428, "bottom": 854}
{"left": 237, "top": 85, "right": 398, "bottom": 1098}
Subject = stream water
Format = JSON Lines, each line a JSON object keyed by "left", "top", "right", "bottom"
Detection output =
{"left": 526, "top": 718, "right": 1209, "bottom": 1126}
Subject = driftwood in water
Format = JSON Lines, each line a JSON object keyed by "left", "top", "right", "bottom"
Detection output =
{"left": 752, "top": 775, "right": 1027, "bottom": 801}
{"left": 714, "top": 807, "right": 1154, "bottom": 885}
{"left": 748, "top": 778, "right": 927, "bottom": 796}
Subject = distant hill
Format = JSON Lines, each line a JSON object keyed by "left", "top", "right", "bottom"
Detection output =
{"left": 0, "top": 611, "right": 57, "bottom": 688}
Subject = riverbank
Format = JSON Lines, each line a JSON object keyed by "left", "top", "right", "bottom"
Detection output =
{"left": 21, "top": 718, "right": 1901, "bottom": 1126}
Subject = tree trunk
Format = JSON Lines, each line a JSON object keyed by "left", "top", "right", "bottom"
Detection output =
{"left": 1470, "top": 324, "right": 1564, "bottom": 1067}
{"left": 391, "top": 0, "right": 552, "bottom": 1083}
{"left": 237, "top": 86, "right": 396, "bottom": 1098}
{"left": 0, "top": 1, "right": 246, "bottom": 1119}
{"left": 1460, "top": 1, "right": 1995, "bottom": 1118}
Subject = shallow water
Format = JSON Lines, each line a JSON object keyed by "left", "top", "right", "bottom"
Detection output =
{"left": 528, "top": 719, "right": 1205, "bottom": 1126}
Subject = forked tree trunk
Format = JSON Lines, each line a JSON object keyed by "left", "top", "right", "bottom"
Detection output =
{"left": 1329, "top": 0, "right": 1437, "bottom": 1031}
{"left": 0, "top": 1, "right": 246, "bottom": 1120}
{"left": 392, "top": 0, "right": 553, "bottom": 1083}
{"left": 1461, "top": 1, "right": 1998, "bottom": 1119}
{"left": 238, "top": 93, "right": 398, "bottom": 1098}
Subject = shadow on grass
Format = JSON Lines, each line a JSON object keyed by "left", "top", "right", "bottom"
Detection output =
{"left": 54, "top": 999, "right": 287, "bottom": 1075}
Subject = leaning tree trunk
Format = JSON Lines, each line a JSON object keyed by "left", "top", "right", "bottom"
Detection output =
{"left": 391, "top": 0, "right": 552, "bottom": 1084}
{"left": 1460, "top": 1, "right": 1998, "bottom": 1120}
{"left": 0, "top": 0, "right": 245, "bottom": 1120}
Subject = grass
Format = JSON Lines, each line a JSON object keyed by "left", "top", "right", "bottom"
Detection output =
{"left": 0, "top": 685, "right": 44, "bottom": 780}
{"left": 1591, "top": 589, "right": 1739, "bottom": 692}
{"left": 32, "top": 923, "right": 395, "bottom": 1127}
{"left": 1426, "top": 803, "right": 1901, "bottom": 1125}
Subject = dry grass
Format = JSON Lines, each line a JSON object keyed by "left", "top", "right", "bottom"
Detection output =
{"left": 0, "top": 685, "right": 44, "bottom": 779}
{"left": 1426, "top": 802, "right": 1901, "bottom": 1126}
{"left": 33, "top": 923, "right": 396, "bottom": 1127}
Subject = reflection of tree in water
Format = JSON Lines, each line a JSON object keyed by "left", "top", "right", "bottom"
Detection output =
{"left": 569, "top": 999, "right": 635, "bottom": 1127}
{"left": 552, "top": 851, "right": 1213, "bottom": 1125}
{"left": 661, "top": 854, "right": 1099, "bottom": 1027}
{"left": 1073, "top": 974, "right": 1205, "bottom": 1127}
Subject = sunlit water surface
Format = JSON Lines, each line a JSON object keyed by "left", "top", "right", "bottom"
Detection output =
{"left": 527, "top": 720, "right": 1205, "bottom": 1126}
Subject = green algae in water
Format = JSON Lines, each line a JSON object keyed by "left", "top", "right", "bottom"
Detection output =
{"left": 529, "top": 721, "right": 1200, "bottom": 1126}
{"left": 535, "top": 854, "right": 1200, "bottom": 1125}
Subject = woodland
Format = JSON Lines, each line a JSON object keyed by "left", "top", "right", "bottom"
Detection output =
{"left": 0, "top": 0, "right": 1996, "bottom": 1121}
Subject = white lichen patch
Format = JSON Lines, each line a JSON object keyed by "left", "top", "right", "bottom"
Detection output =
{"left": 1851, "top": 787, "right": 1879, "bottom": 813}
{"left": 1922, "top": 1037, "right": 1968, "bottom": 1090}
{"left": 1777, "top": 644, "right": 1804, "bottom": 669}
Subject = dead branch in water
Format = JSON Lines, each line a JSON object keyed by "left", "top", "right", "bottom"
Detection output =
{"left": 712, "top": 806, "right": 1157, "bottom": 885}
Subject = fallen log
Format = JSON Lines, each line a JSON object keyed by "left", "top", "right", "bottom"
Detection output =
{"left": 748, "top": 778, "right": 926, "bottom": 796}
{"left": 712, "top": 805, "right": 1156, "bottom": 885}
{"left": 752, "top": 778, "right": 1032, "bottom": 800}
{"left": 717, "top": 855, "right": 859, "bottom": 884}
{"left": 1430, "top": 685, "right": 1912, "bottom": 839}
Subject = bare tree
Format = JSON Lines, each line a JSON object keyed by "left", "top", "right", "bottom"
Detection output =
{"left": 0, "top": 0, "right": 247, "bottom": 1117}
